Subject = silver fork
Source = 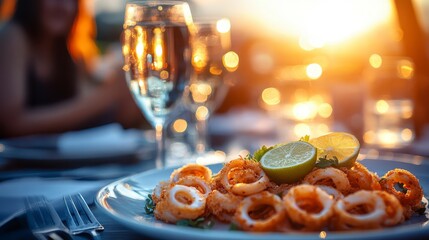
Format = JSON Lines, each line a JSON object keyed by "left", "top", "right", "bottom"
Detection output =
{"left": 63, "top": 194, "right": 104, "bottom": 240}
{"left": 25, "top": 196, "right": 71, "bottom": 240}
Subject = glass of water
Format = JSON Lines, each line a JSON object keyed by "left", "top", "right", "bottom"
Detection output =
{"left": 363, "top": 56, "right": 415, "bottom": 148}
{"left": 183, "top": 19, "right": 237, "bottom": 159}
{"left": 122, "top": 1, "right": 193, "bottom": 168}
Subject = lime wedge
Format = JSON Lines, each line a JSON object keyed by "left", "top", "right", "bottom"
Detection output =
{"left": 260, "top": 141, "right": 317, "bottom": 184}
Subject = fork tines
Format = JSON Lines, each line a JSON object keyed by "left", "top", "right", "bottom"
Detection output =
{"left": 25, "top": 196, "right": 70, "bottom": 240}
{"left": 64, "top": 194, "right": 104, "bottom": 235}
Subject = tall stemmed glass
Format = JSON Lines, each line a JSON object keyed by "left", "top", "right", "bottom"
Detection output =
{"left": 122, "top": 1, "right": 193, "bottom": 168}
{"left": 184, "top": 19, "right": 237, "bottom": 158}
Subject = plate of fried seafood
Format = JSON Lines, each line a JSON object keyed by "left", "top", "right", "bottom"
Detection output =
{"left": 96, "top": 133, "right": 429, "bottom": 240}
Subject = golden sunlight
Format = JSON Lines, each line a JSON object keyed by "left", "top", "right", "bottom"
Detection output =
{"left": 262, "top": 0, "right": 393, "bottom": 48}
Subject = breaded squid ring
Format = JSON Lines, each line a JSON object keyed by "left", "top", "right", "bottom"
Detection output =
{"left": 380, "top": 169, "right": 423, "bottom": 208}
{"left": 333, "top": 190, "right": 386, "bottom": 230}
{"left": 317, "top": 185, "right": 344, "bottom": 201}
{"left": 303, "top": 167, "right": 351, "bottom": 195}
{"left": 374, "top": 190, "right": 404, "bottom": 226}
{"left": 152, "top": 181, "right": 169, "bottom": 204}
{"left": 206, "top": 190, "right": 243, "bottom": 223}
{"left": 175, "top": 176, "right": 212, "bottom": 198}
{"left": 234, "top": 191, "right": 285, "bottom": 232}
{"left": 283, "top": 184, "right": 335, "bottom": 230}
{"left": 220, "top": 158, "right": 269, "bottom": 196}
{"left": 341, "top": 162, "right": 381, "bottom": 193}
{"left": 170, "top": 163, "right": 212, "bottom": 183}
{"left": 154, "top": 185, "right": 206, "bottom": 222}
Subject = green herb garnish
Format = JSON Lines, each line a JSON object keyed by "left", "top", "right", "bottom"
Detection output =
{"left": 229, "top": 223, "right": 242, "bottom": 231}
{"left": 299, "top": 135, "right": 310, "bottom": 142}
{"left": 245, "top": 145, "right": 274, "bottom": 162}
{"left": 315, "top": 155, "right": 339, "bottom": 168}
{"left": 144, "top": 194, "right": 155, "bottom": 214}
{"left": 176, "top": 217, "right": 215, "bottom": 229}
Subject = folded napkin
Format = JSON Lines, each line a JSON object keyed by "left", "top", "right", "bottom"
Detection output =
{"left": 58, "top": 124, "right": 143, "bottom": 156}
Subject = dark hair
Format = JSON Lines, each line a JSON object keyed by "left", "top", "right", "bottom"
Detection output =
{"left": 11, "top": 0, "right": 79, "bottom": 105}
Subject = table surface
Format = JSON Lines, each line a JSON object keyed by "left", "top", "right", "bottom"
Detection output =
{"left": 1, "top": 144, "right": 429, "bottom": 239}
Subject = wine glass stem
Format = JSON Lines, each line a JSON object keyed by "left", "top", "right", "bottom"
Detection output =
{"left": 196, "top": 116, "right": 209, "bottom": 155}
{"left": 155, "top": 123, "right": 165, "bottom": 168}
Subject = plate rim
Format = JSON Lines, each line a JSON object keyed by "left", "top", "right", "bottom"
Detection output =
{"left": 95, "top": 159, "right": 429, "bottom": 240}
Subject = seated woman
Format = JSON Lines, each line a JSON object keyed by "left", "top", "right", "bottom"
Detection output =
{"left": 0, "top": 0, "right": 142, "bottom": 138}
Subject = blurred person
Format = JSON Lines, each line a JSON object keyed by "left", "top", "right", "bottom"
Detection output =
{"left": 0, "top": 0, "right": 142, "bottom": 138}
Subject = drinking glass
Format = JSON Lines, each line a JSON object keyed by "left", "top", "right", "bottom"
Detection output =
{"left": 183, "top": 19, "right": 236, "bottom": 157}
{"left": 122, "top": 1, "right": 193, "bottom": 168}
{"left": 363, "top": 56, "right": 415, "bottom": 148}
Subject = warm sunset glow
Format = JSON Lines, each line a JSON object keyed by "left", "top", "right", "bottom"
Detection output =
{"left": 294, "top": 123, "right": 311, "bottom": 137}
{"left": 293, "top": 102, "right": 318, "bottom": 120}
{"left": 216, "top": 18, "right": 231, "bottom": 33}
{"left": 369, "top": 54, "right": 382, "bottom": 68}
{"left": 284, "top": 0, "right": 393, "bottom": 49}
{"left": 318, "top": 103, "right": 333, "bottom": 118}
{"left": 172, "top": 119, "right": 188, "bottom": 133}
{"left": 261, "top": 87, "right": 281, "bottom": 106}
{"left": 306, "top": 63, "right": 323, "bottom": 79}
{"left": 222, "top": 51, "right": 239, "bottom": 72}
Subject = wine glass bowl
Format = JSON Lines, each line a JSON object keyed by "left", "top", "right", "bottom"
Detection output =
{"left": 184, "top": 19, "right": 237, "bottom": 156}
{"left": 122, "top": 1, "right": 193, "bottom": 168}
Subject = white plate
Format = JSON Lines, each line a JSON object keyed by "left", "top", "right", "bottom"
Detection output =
{"left": 95, "top": 158, "right": 429, "bottom": 240}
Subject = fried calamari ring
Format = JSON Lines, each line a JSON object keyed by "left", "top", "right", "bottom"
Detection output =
{"left": 380, "top": 169, "right": 423, "bottom": 209}
{"left": 206, "top": 190, "right": 243, "bottom": 223}
{"left": 267, "top": 182, "right": 297, "bottom": 197}
{"left": 175, "top": 176, "right": 212, "bottom": 198}
{"left": 303, "top": 167, "right": 351, "bottom": 195}
{"left": 283, "top": 184, "right": 335, "bottom": 230}
{"left": 152, "top": 181, "right": 169, "bottom": 204}
{"left": 332, "top": 190, "right": 386, "bottom": 230}
{"left": 170, "top": 163, "right": 212, "bottom": 183}
{"left": 234, "top": 191, "right": 285, "bottom": 232}
{"left": 374, "top": 190, "right": 404, "bottom": 226}
{"left": 341, "top": 162, "right": 381, "bottom": 193}
{"left": 220, "top": 158, "right": 269, "bottom": 196}
{"left": 154, "top": 185, "right": 206, "bottom": 223}
{"left": 317, "top": 185, "right": 344, "bottom": 201}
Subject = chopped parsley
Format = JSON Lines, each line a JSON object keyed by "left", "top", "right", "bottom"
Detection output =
{"left": 144, "top": 194, "right": 155, "bottom": 214}
{"left": 176, "top": 217, "right": 215, "bottom": 229}
{"left": 315, "top": 155, "right": 339, "bottom": 168}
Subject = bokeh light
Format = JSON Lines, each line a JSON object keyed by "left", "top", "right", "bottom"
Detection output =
{"left": 172, "top": 119, "right": 188, "bottom": 133}
{"left": 375, "top": 100, "right": 389, "bottom": 114}
{"left": 196, "top": 106, "right": 209, "bottom": 120}
{"left": 216, "top": 18, "right": 231, "bottom": 33}
{"left": 222, "top": 51, "right": 239, "bottom": 72}
{"left": 261, "top": 87, "right": 281, "bottom": 106}
{"left": 369, "top": 54, "right": 382, "bottom": 68}
{"left": 306, "top": 63, "right": 323, "bottom": 79}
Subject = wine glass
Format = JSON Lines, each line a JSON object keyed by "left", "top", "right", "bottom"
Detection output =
{"left": 122, "top": 1, "right": 193, "bottom": 168}
{"left": 183, "top": 19, "right": 238, "bottom": 159}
